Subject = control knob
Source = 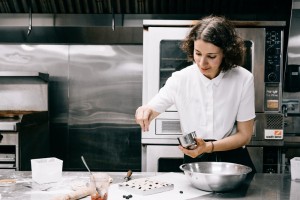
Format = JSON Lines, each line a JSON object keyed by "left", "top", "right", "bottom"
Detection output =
{"left": 268, "top": 72, "right": 277, "bottom": 82}
{"left": 267, "top": 47, "right": 277, "bottom": 55}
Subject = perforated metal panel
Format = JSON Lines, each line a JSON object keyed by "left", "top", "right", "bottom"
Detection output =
{"left": 161, "top": 120, "right": 181, "bottom": 134}
{"left": 266, "top": 114, "right": 284, "bottom": 129}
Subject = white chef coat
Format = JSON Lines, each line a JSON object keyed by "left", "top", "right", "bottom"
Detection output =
{"left": 148, "top": 64, "right": 255, "bottom": 140}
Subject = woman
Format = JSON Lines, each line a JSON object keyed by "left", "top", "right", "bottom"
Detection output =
{"left": 135, "top": 15, "right": 256, "bottom": 172}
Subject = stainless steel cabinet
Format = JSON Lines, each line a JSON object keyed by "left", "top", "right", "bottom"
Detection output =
{"left": 0, "top": 45, "right": 143, "bottom": 171}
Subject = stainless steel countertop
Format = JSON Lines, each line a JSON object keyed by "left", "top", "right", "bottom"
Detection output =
{"left": 0, "top": 171, "right": 298, "bottom": 200}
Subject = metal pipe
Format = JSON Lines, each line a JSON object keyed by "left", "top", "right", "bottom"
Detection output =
{"left": 110, "top": 0, "right": 115, "bottom": 31}
{"left": 27, "top": 1, "right": 32, "bottom": 36}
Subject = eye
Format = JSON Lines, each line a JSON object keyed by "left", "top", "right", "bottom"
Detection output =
{"left": 208, "top": 55, "right": 216, "bottom": 59}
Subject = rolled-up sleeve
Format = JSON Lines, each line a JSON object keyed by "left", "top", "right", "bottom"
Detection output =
{"left": 147, "top": 71, "right": 180, "bottom": 113}
{"left": 237, "top": 74, "right": 256, "bottom": 122}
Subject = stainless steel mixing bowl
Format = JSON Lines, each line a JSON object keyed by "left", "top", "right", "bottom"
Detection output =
{"left": 179, "top": 162, "right": 252, "bottom": 192}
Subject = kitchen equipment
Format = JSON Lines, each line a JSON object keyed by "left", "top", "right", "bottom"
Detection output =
{"left": 177, "top": 131, "right": 197, "bottom": 150}
{"left": 124, "top": 169, "right": 132, "bottom": 182}
{"left": 81, "top": 156, "right": 99, "bottom": 193}
{"left": 286, "top": 8, "right": 300, "bottom": 93}
{"left": 81, "top": 155, "right": 112, "bottom": 199}
{"left": 142, "top": 20, "right": 285, "bottom": 173}
{"left": 91, "top": 173, "right": 112, "bottom": 199}
{"left": 284, "top": 64, "right": 300, "bottom": 92}
{"left": 0, "top": 71, "right": 49, "bottom": 170}
{"left": 53, "top": 186, "right": 94, "bottom": 200}
{"left": 81, "top": 156, "right": 94, "bottom": 178}
{"left": 0, "top": 179, "right": 17, "bottom": 187}
{"left": 0, "top": 179, "right": 16, "bottom": 183}
{"left": 179, "top": 162, "right": 252, "bottom": 192}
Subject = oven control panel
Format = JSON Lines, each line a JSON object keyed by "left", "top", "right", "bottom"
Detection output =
{"left": 265, "top": 83, "right": 280, "bottom": 112}
{"left": 265, "top": 28, "right": 282, "bottom": 83}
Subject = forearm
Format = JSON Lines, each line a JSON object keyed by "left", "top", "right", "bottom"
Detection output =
{"left": 179, "top": 120, "right": 254, "bottom": 158}
{"left": 209, "top": 133, "right": 251, "bottom": 152}
{"left": 180, "top": 131, "right": 251, "bottom": 158}
{"left": 209, "top": 119, "right": 254, "bottom": 152}
{"left": 148, "top": 110, "right": 160, "bottom": 121}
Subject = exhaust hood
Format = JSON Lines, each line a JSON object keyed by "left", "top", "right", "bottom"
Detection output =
{"left": 0, "top": 0, "right": 292, "bottom": 44}
{"left": 0, "top": 0, "right": 292, "bottom": 16}
{"left": 0, "top": 71, "right": 49, "bottom": 114}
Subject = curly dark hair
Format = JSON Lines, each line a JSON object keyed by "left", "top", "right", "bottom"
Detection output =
{"left": 181, "top": 15, "right": 245, "bottom": 72}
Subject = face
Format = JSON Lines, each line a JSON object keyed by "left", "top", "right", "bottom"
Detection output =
{"left": 193, "top": 39, "right": 224, "bottom": 79}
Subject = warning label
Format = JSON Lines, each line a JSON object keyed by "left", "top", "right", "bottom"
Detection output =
{"left": 264, "top": 129, "right": 283, "bottom": 139}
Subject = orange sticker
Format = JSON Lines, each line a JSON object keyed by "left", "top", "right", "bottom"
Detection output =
{"left": 274, "top": 130, "right": 282, "bottom": 136}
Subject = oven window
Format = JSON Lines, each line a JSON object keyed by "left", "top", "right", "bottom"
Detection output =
{"left": 243, "top": 40, "right": 253, "bottom": 72}
{"left": 159, "top": 40, "right": 192, "bottom": 89}
{"left": 0, "top": 145, "right": 16, "bottom": 169}
{"left": 159, "top": 40, "right": 253, "bottom": 88}
{"left": 158, "top": 157, "right": 183, "bottom": 172}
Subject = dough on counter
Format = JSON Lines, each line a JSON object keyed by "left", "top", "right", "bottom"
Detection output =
{"left": 70, "top": 181, "right": 89, "bottom": 191}
{"left": 118, "top": 178, "right": 174, "bottom": 195}
{"left": 51, "top": 187, "right": 94, "bottom": 200}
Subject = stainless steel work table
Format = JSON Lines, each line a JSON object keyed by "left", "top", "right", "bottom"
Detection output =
{"left": 0, "top": 171, "right": 298, "bottom": 200}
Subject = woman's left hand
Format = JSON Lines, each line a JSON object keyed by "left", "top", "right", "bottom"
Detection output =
{"left": 178, "top": 138, "right": 211, "bottom": 158}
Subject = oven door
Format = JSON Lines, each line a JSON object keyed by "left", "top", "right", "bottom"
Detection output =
{"left": 142, "top": 144, "right": 184, "bottom": 172}
{"left": 144, "top": 26, "right": 266, "bottom": 113}
{"left": 236, "top": 28, "right": 266, "bottom": 113}
{"left": 143, "top": 27, "right": 191, "bottom": 112}
{"left": 0, "top": 131, "right": 18, "bottom": 170}
{"left": 143, "top": 26, "right": 267, "bottom": 141}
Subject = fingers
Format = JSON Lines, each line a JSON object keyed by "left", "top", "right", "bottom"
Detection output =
{"left": 195, "top": 138, "right": 206, "bottom": 145}
{"left": 179, "top": 145, "right": 199, "bottom": 158}
{"left": 178, "top": 138, "right": 206, "bottom": 158}
{"left": 135, "top": 106, "right": 152, "bottom": 132}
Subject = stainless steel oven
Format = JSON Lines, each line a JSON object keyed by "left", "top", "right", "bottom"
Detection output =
{"left": 0, "top": 118, "right": 19, "bottom": 170}
{"left": 141, "top": 20, "right": 286, "bottom": 172}
{"left": 0, "top": 72, "right": 50, "bottom": 171}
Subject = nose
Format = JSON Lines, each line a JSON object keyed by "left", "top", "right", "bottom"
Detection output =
{"left": 198, "top": 56, "right": 207, "bottom": 67}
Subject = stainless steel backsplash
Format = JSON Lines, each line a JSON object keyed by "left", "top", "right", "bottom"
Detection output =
{"left": 0, "top": 44, "right": 143, "bottom": 170}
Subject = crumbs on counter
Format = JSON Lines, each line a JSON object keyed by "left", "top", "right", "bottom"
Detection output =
{"left": 122, "top": 194, "right": 133, "bottom": 199}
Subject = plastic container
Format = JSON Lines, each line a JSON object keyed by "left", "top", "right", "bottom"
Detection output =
{"left": 31, "top": 157, "right": 63, "bottom": 184}
{"left": 90, "top": 173, "right": 112, "bottom": 200}
{"left": 290, "top": 157, "right": 300, "bottom": 180}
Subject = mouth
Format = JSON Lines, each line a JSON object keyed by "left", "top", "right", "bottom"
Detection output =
{"left": 201, "top": 67, "right": 210, "bottom": 71}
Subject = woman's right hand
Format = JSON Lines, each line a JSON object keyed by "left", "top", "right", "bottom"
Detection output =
{"left": 135, "top": 105, "right": 160, "bottom": 132}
